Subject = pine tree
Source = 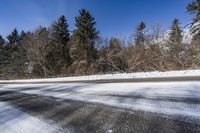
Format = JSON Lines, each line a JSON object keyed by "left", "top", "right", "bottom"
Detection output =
{"left": 7, "top": 28, "right": 20, "bottom": 45}
{"left": 168, "top": 18, "right": 183, "bottom": 55}
{"left": 187, "top": 0, "right": 200, "bottom": 43}
{"left": 48, "top": 15, "right": 71, "bottom": 74}
{"left": 52, "top": 15, "right": 70, "bottom": 45}
{"left": 134, "top": 22, "right": 146, "bottom": 45}
{"left": 52, "top": 15, "right": 70, "bottom": 62}
{"left": 19, "top": 30, "right": 26, "bottom": 41}
{"left": 0, "top": 35, "right": 5, "bottom": 46}
{"left": 73, "top": 9, "right": 99, "bottom": 63}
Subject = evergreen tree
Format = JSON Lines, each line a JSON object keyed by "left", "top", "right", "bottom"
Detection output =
{"left": 47, "top": 15, "right": 71, "bottom": 74}
{"left": 2, "top": 29, "right": 26, "bottom": 79}
{"left": 19, "top": 30, "right": 26, "bottom": 41}
{"left": 168, "top": 18, "right": 183, "bottom": 55}
{"left": 52, "top": 15, "right": 70, "bottom": 62}
{"left": 0, "top": 35, "right": 5, "bottom": 46}
{"left": 134, "top": 22, "right": 146, "bottom": 45}
{"left": 187, "top": 0, "right": 200, "bottom": 43}
{"left": 52, "top": 15, "right": 70, "bottom": 45}
{"left": 73, "top": 9, "right": 99, "bottom": 63}
{"left": 7, "top": 28, "right": 20, "bottom": 45}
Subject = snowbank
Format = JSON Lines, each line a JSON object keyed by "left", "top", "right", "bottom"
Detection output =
{"left": 0, "top": 69, "right": 200, "bottom": 83}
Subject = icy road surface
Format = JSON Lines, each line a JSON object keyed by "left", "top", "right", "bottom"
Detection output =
{"left": 0, "top": 102, "right": 68, "bottom": 133}
{"left": 1, "top": 81, "right": 200, "bottom": 124}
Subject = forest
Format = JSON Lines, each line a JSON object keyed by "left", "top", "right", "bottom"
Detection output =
{"left": 0, "top": 0, "right": 199, "bottom": 79}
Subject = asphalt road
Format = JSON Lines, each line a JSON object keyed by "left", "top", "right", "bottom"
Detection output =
{"left": 0, "top": 82, "right": 200, "bottom": 133}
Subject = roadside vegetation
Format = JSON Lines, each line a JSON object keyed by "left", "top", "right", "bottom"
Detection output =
{"left": 0, "top": 0, "right": 200, "bottom": 79}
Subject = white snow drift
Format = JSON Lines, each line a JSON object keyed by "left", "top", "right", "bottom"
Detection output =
{"left": 0, "top": 69, "right": 200, "bottom": 83}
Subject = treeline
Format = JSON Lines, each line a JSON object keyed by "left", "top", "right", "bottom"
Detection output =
{"left": 0, "top": 0, "right": 200, "bottom": 79}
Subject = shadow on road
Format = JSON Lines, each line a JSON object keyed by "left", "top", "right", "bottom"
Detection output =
{"left": 0, "top": 90, "right": 200, "bottom": 133}
{"left": 100, "top": 94, "right": 200, "bottom": 104}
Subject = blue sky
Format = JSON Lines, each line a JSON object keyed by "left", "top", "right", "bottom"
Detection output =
{"left": 0, "top": 0, "right": 192, "bottom": 39}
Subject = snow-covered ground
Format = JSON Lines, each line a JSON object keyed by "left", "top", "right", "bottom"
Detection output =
{"left": 0, "top": 102, "right": 69, "bottom": 133}
{"left": 0, "top": 69, "right": 200, "bottom": 83}
{"left": 1, "top": 81, "right": 200, "bottom": 124}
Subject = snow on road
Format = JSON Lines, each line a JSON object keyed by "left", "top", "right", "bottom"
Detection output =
{"left": 0, "top": 102, "right": 69, "bottom": 133}
{"left": 1, "top": 81, "right": 200, "bottom": 124}
{"left": 0, "top": 69, "right": 199, "bottom": 83}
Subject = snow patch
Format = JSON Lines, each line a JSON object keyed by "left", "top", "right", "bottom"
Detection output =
{"left": 0, "top": 102, "right": 69, "bottom": 133}
{"left": 0, "top": 69, "right": 199, "bottom": 83}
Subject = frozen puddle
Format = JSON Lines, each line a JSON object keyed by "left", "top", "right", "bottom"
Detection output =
{"left": 0, "top": 102, "right": 68, "bottom": 133}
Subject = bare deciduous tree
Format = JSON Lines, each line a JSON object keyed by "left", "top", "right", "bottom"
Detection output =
{"left": 22, "top": 27, "right": 53, "bottom": 77}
